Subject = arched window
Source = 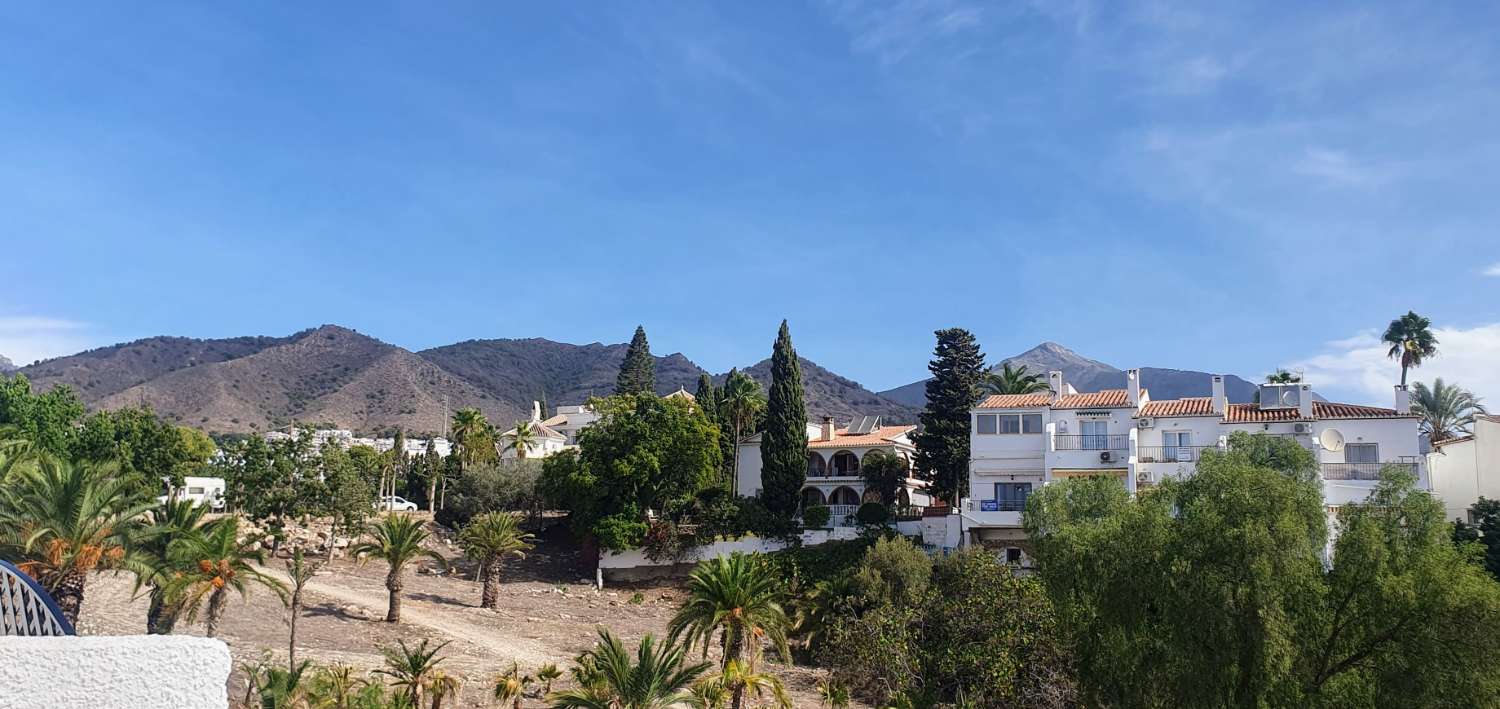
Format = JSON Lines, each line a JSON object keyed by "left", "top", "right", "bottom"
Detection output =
{"left": 829, "top": 486, "right": 860, "bottom": 506}
{"left": 831, "top": 451, "right": 860, "bottom": 476}
{"left": 806, "top": 452, "right": 827, "bottom": 478}
{"left": 801, "top": 487, "right": 827, "bottom": 508}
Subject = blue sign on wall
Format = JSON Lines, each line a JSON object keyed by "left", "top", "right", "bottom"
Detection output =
{"left": 980, "top": 500, "right": 1000, "bottom": 512}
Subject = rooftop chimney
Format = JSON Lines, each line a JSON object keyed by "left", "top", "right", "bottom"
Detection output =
{"left": 1298, "top": 384, "right": 1314, "bottom": 419}
{"left": 1210, "top": 375, "right": 1227, "bottom": 414}
{"left": 1126, "top": 369, "right": 1142, "bottom": 407}
{"left": 821, "top": 416, "right": 835, "bottom": 442}
{"left": 1394, "top": 384, "right": 1411, "bottom": 413}
{"left": 1048, "top": 370, "right": 1065, "bottom": 400}
{"left": 531, "top": 401, "right": 542, "bottom": 422}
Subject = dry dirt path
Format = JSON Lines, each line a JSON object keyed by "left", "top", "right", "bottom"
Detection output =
{"left": 258, "top": 564, "right": 555, "bottom": 666}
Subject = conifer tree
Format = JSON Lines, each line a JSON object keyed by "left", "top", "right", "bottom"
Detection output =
{"left": 912, "top": 328, "right": 985, "bottom": 504}
{"left": 615, "top": 325, "right": 656, "bottom": 396}
{"left": 695, "top": 373, "right": 731, "bottom": 487}
{"left": 759, "top": 321, "right": 807, "bottom": 517}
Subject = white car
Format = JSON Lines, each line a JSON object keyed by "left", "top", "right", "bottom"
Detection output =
{"left": 375, "top": 496, "right": 418, "bottom": 512}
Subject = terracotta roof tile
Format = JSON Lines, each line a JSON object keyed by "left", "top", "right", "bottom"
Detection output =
{"left": 976, "top": 393, "right": 1052, "bottom": 409}
{"left": 1312, "top": 401, "right": 1414, "bottom": 419}
{"left": 1224, "top": 403, "right": 1309, "bottom": 423}
{"left": 1138, "top": 397, "right": 1217, "bottom": 417}
{"left": 1053, "top": 389, "right": 1138, "bottom": 409}
{"left": 807, "top": 425, "right": 917, "bottom": 449}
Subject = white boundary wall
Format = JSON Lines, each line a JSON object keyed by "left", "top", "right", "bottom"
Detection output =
{"left": 0, "top": 635, "right": 230, "bottom": 709}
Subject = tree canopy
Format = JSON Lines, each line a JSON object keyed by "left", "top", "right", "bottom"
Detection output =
{"left": 912, "top": 328, "right": 985, "bottom": 504}
{"left": 615, "top": 325, "right": 656, "bottom": 396}
{"left": 759, "top": 321, "right": 807, "bottom": 518}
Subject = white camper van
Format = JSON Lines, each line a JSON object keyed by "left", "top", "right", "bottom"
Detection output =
{"left": 157, "top": 476, "right": 227, "bottom": 510}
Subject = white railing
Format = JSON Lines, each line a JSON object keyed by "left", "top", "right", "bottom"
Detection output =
{"left": 0, "top": 561, "right": 73, "bottom": 637}
{"left": 827, "top": 504, "right": 859, "bottom": 526}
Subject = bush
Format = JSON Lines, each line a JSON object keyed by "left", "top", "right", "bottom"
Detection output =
{"left": 593, "top": 515, "right": 648, "bottom": 552}
{"left": 855, "top": 501, "right": 890, "bottom": 526}
{"left": 768, "top": 538, "right": 874, "bottom": 589}
{"left": 436, "top": 460, "right": 542, "bottom": 528}
{"left": 851, "top": 535, "right": 931, "bottom": 607}
{"left": 641, "top": 519, "right": 691, "bottom": 563}
{"left": 802, "top": 505, "right": 832, "bottom": 529}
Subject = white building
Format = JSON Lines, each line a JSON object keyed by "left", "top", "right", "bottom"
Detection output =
{"left": 736, "top": 415, "right": 933, "bottom": 526}
{"left": 1427, "top": 415, "right": 1500, "bottom": 522}
{"left": 499, "top": 401, "right": 599, "bottom": 459}
{"left": 263, "top": 428, "right": 451, "bottom": 457}
{"left": 964, "top": 370, "right": 1425, "bottom": 563}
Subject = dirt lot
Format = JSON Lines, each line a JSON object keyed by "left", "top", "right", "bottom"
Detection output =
{"left": 75, "top": 519, "right": 837, "bottom": 707}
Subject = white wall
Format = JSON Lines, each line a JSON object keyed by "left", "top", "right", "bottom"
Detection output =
{"left": 1429, "top": 418, "right": 1500, "bottom": 520}
{"left": 0, "top": 635, "right": 230, "bottom": 709}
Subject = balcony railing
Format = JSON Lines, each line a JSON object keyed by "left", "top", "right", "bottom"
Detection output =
{"left": 827, "top": 504, "right": 859, "bottom": 526}
{"left": 1321, "top": 461, "right": 1421, "bottom": 481}
{"left": 1135, "top": 445, "right": 1217, "bottom": 463}
{"left": 1052, "top": 434, "right": 1129, "bottom": 451}
{"left": 973, "top": 499, "right": 1028, "bottom": 512}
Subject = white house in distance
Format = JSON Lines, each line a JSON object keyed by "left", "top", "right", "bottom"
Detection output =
{"left": 264, "top": 428, "right": 451, "bottom": 457}
{"left": 498, "top": 401, "right": 578, "bottom": 460}
{"left": 1427, "top": 415, "right": 1500, "bottom": 522}
{"left": 965, "top": 369, "right": 1425, "bottom": 563}
{"left": 736, "top": 415, "right": 933, "bottom": 525}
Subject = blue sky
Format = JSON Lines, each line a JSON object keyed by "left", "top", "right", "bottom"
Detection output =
{"left": 2, "top": 1, "right": 1498, "bottom": 404}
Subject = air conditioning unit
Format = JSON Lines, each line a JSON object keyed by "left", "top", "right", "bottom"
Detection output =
{"left": 1293, "top": 423, "right": 1311, "bottom": 434}
{"left": 1137, "top": 417, "right": 1154, "bottom": 429}
{"left": 1100, "top": 451, "right": 1114, "bottom": 463}
{"left": 1136, "top": 471, "right": 1152, "bottom": 484}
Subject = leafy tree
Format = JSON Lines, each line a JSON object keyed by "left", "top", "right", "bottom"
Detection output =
{"left": 1455, "top": 497, "right": 1500, "bottom": 581}
{"left": 859, "top": 451, "right": 906, "bottom": 507}
{"left": 313, "top": 444, "right": 374, "bottom": 561}
{"left": 1266, "top": 369, "right": 1302, "bottom": 383}
{"left": 1411, "top": 378, "right": 1487, "bottom": 443}
{"left": 216, "top": 433, "right": 317, "bottom": 553}
{"left": 436, "top": 459, "right": 544, "bottom": 529}
{"left": 456, "top": 512, "right": 535, "bottom": 609}
{"left": 759, "top": 321, "right": 807, "bottom": 518}
{"left": 849, "top": 536, "right": 930, "bottom": 608}
{"left": 134, "top": 499, "right": 210, "bottom": 634}
{"left": 0, "top": 455, "right": 153, "bottom": 625}
{"left": 912, "top": 328, "right": 985, "bottom": 503}
{"left": 615, "top": 325, "right": 657, "bottom": 396}
{"left": 165, "top": 517, "right": 287, "bottom": 638}
{"left": 720, "top": 368, "right": 765, "bottom": 496}
{"left": 982, "top": 363, "right": 1048, "bottom": 395}
{"left": 351, "top": 515, "right": 448, "bottom": 622}
{"left": 549, "top": 629, "right": 711, "bottom": 709}
{"left": 375, "top": 639, "right": 450, "bottom": 707}
{"left": 74, "top": 407, "right": 216, "bottom": 494}
{"left": 1382, "top": 310, "right": 1439, "bottom": 387}
{"left": 0, "top": 374, "right": 85, "bottom": 457}
{"left": 670, "top": 552, "right": 792, "bottom": 709}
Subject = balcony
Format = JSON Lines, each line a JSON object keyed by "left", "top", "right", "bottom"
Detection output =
{"left": 963, "top": 499, "right": 1025, "bottom": 527}
{"left": 1321, "top": 460, "right": 1421, "bottom": 481}
{"left": 1135, "top": 445, "right": 1217, "bottom": 463}
{"left": 1052, "top": 434, "right": 1129, "bottom": 451}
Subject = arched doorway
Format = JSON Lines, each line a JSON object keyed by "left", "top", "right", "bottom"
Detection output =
{"left": 806, "top": 452, "right": 826, "bottom": 478}
{"left": 831, "top": 451, "right": 860, "bottom": 476}
{"left": 829, "top": 486, "right": 860, "bottom": 506}
{"left": 801, "top": 487, "right": 827, "bottom": 508}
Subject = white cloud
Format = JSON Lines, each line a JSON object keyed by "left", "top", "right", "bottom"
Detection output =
{"left": 1483, "top": 261, "right": 1500, "bottom": 277}
{"left": 0, "top": 316, "right": 101, "bottom": 367}
{"left": 1289, "top": 323, "right": 1500, "bottom": 407}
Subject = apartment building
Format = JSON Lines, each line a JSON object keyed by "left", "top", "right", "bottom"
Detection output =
{"left": 1427, "top": 415, "right": 1500, "bottom": 522}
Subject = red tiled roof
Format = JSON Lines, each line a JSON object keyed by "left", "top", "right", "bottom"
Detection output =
{"left": 976, "top": 393, "right": 1052, "bottom": 409}
{"left": 1224, "top": 403, "right": 1309, "bottom": 422}
{"left": 1138, "top": 397, "right": 1217, "bottom": 417}
{"left": 1313, "top": 401, "right": 1414, "bottom": 419}
{"left": 807, "top": 425, "right": 917, "bottom": 449}
{"left": 1053, "top": 389, "right": 1138, "bottom": 409}
{"left": 1433, "top": 435, "right": 1474, "bottom": 448}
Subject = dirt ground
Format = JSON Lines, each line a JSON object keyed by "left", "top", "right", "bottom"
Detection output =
{"left": 75, "top": 518, "right": 839, "bottom": 707}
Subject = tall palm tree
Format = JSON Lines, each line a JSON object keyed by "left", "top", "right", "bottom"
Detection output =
{"left": 506, "top": 420, "right": 538, "bottom": 460}
{"left": 134, "top": 498, "right": 210, "bottom": 634}
{"left": 375, "top": 639, "right": 449, "bottom": 707}
{"left": 981, "top": 363, "right": 1049, "bottom": 396}
{"left": 450, "top": 408, "right": 493, "bottom": 471}
{"left": 456, "top": 512, "right": 534, "bottom": 609}
{"left": 165, "top": 517, "right": 287, "bottom": 638}
{"left": 1382, "top": 311, "right": 1439, "bottom": 386}
{"left": 0, "top": 455, "right": 153, "bottom": 625}
{"left": 669, "top": 553, "right": 791, "bottom": 709}
{"left": 719, "top": 369, "right": 765, "bottom": 496}
{"left": 548, "top": 629, "right": 711, "bottom": 709}
{"left": 1411, "top": 378, "right": 1487, "bottom": 443}
{"left": 351, "top": 515, "right": 448, "bottom": 622}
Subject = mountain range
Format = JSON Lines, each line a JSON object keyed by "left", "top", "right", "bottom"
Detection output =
{"left": 12, "top": 327, "right": 1258, "bottom": 436}
{"left": 0, "top": 354, "right": 14, "bottom": 372}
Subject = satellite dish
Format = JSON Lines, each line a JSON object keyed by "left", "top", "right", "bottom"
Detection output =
{"left": 1319, "top": 428, "right": 1345, "bottom": 452}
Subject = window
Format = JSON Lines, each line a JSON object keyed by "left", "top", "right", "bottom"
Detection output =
{"left": 188, "top": 487, "right": 205, "bottom": 495}
{"left": 1005, "top": 548, "right": 1023, "bottom": 564}
{"left": 1345, "top": 443, "right": 1378, "bottom": 464}
{"left": 1080, "top": 420, "right": 1109, "bottom": 449}
{"left": 999, "top": 414, "right": 1021, "bottom": 434}
{"left": 1161, "top": 431, "right": 1191, "bottom": 461}
{"left": 994, "top": 482, "right": 1032, "bottom": 511}
{"left": 976, "top": 414, "right": 997, "bottom": 435}
{"left": 1022, "top": 413, "right": 1043, "bottom": 433}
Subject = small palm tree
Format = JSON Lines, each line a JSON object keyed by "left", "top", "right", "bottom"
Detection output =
{"left": 1265, "top": 369, "right": 1301, "bottom": 384}
{"left": 351, "top": 515, "right": 448, "bottom": 622}
{"left": 549, "top": 629, "right": 711, "bottom": 709}
{"left": 456, "top": 512, "right": 534, "bottom": 609}
{"left": 981, "top": 363, "right": 1049, "bottom": 396}
{"left": 536, "top": 662, "right": 563, "bottom": 695}
{"left": 134, "top": 498, "right": 210, "bottom": 634}
{"left": 1382, "top": 310, "right": 1439, "bottom": 386}
{"left": 0, "top": 455, "right": 153, "bottom": 625}
{"left": 815, "top": 677, "right": 851, "bottom": 709}
{"left": 1412, "top": 378, "right": 1487, "bottom": 443}
{"left": 669, "top": 553, "right": 791, "bottom": 709}
{"left": 696, "top": 660, "right": 791, "bottom": 709}
{"left": 492, "top": 662, "right": 534, "bottom": 709}
{"left": 165, "top": 517, "right": 287, "bottom": 637}
{"left": 285, "top": 548, "right": 321, "bottom": 670}
{"left": 254, "top": 660, "right": 314, "bottom": 709}
{"left": 425, "top": 670, "right": 462, "bottom": 709}
{"left": 506, "top": 420, "right": 539, "bottom": 460}
{"left": 376, "top": 639, "right": 449, "bottom": 706}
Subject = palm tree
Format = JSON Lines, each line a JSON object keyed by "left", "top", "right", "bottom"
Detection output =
{"left": 134, "top": 498, "right": 210, "bottom": 634}
{"left": 1382, "top": 310, "right": 1439, "bottom": 386}
{"left": 981, "top": 363, "right": 1049, "bottom": 396}
{"left": 669, "top": 553, "right": 791, "bottom": 709}
{"left": 1411, "top": 378, "right": 1488, "bottom": 443}
{"left": 254, "top": 660, "right": 314, "bottom": 709}
{"left": 456, "top": 512, "right": 534, "bottom": 609}
{"left": 375, "top": 639, "right": 450, "bottom": 707}
{"left": 719, "top": 369, "right": 765, "bottom": 496}
{"left": 351, "top": 515, "right": 448, "bottom": 622}
{"left": 450, "top": 408, "right": 494, "bottom": 471}
{"left": 536, "top": 662, "right": 563, "bottom": 695}
{"left": 492, "top": 662, "right": 534, "bottom": 709}
{"left": 1265, "top": 369, "right": 1301, "bottom": 384}
{"left": 424, "top": 670, "right": 462, "bottom": 709}
{"left": 285, "top": 548, "right": 321, "bottom": 670}
{"left": 165, "top": 517, "right": 287, "bottom": 638}
{"left": 698, "top": 660, "right": 790, "bottom": 709}
{"left": 548, "top": 629, "right": 711, "bottom": 709}
{"left": 506, "top": 420, "right": 539, "bottom": 460}
{"left": 0, "top": 455, "right": 153, "bottom": 625}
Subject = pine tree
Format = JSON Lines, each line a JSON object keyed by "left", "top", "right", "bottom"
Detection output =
{"left": 912, "top": 328, "right": 985, "bottom": 504}
{"left": 615, "top": 325, "right": 656, "bottom": 396}
{"left": 759, "top": 320, "right": 807, "bottom": 517}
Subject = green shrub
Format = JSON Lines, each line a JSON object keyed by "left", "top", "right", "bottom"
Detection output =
{"left": 802, "top": 505, "right": 832, "bottom": 529}
{"left": 851, "top": 535, "right": 931, "bottom": 607}
{"left": 855, "top": 501, "right": 890, "bottom": 526}
{"left": 593, "top": 515, "right": 649, "bottom": 552}
{"left": 436, "top": 460, "right": 542, "bottom": 528}
{"left": 768, "top": 538, "right": 875, "bottom": 589}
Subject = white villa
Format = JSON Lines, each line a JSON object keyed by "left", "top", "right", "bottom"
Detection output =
{"left": 736, "top": 415, "right": 934, "bottom": 525}
{"left": 499, "top": 402, "right": 600, "bottom": 459}
{"left": 964, "top": 369, "right": 1425, "bottom": 563}
{"left": 1427, "top": 415, "right": 1500, "bottom": 522}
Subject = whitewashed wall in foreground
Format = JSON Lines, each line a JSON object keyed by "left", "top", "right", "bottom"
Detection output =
{"left": 0, "top": 635, "right": 230, "bottom": 709}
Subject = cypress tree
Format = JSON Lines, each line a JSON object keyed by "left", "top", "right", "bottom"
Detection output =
{"left": 695, "top": 373, "right": 732, "bottom": 486}
{"left": 912, "top": 328, "right": 986, "bottom": 504}
{"left": 615, "top": 325, "right": 656, "bottom": 395}
{"left": 759, "top": 320, "right": 807, "bottom": 517}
